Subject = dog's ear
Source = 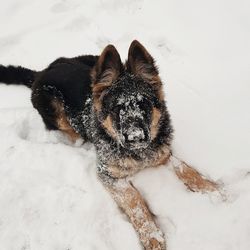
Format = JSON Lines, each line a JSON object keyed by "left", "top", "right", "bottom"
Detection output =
{"left": 127, "top": 40, "right": 160, "bottom": 86}
{"left": 91, "top": 45, "right": 123, "bottom": 94}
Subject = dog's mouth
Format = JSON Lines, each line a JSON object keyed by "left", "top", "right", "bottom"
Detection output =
{"left": 123, "top": 141, "right": 149, "bottom": 150}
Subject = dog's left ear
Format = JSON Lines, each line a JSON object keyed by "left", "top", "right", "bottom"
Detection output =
{"left": 127, "top": 40, "right": 160, "bottom": 86}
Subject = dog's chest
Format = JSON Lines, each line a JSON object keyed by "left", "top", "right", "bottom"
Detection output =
{"left": 98, "top": 144, "right": 170, "bottom": 179}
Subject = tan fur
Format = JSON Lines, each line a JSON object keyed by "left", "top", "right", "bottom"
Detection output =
{"left": 100, "top": 178, "right": 166, "bottom": 250}
{"left": 147, "top": 75, "right": 164, "bottom": 101}
{"left": 92, "top": 82, "right": 111, "bottom": 94}
{"left": 150, "top": 108, "right": 161, "bottom": 140}
{"left": 52, "top": 100, "right": 80, "bottom": 142}
{"left": 131, "top": 62, "right": 162, "bottom": 89}
{"left": 96, "top": 41, "right": 219, "bottom": 250}
{"left": 140, "top": 72, "right": 164, "bottom": 101}
{"left": 92, "top": 96, "right": 102, "bottom": 112}
{"left": 134, "top": 63, "right": 152, "bottom": 82}
{"left": 155, "top": 152, "right": 169, "bottom": 167}
{"left": 100, "top": 146, "right": 219, "bottom": 249}
{"left": 158, "top": 89, "right": 164, "bottom": 101}
{"left": 33, "top": 41, "right": 218, "bottom": 250}
{"left": 98, "top": 68, "right": 119, "bottom": 85}
{"left": 145, "top": 74, "right": 164, "bottom": 101}
{"left": 102, "top": 115, "right": 118, "bottom": 140}
{"left": 91, "top": 69, "right": 118, "bottom": 112}
{"left": 134, "top": 63, "right": 159, "bottom": 85}
{"left": 107, "top": 144, "right": 171, "bottom": 179}
{"left": 92, "top": 82, "right": 111, "bottom": 112}
{"left": 92, "top": 91, "right": 103, "bottom": 112}
{"left": 171, "top": 157, "right": 219, "bottom": 193}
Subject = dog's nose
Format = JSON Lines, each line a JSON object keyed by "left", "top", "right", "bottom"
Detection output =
{"left": 126, "top": 127, "right": 145, "bottom": 142}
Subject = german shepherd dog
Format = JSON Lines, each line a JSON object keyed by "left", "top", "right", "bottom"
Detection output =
{"left": 0, "top": 40, "right": 219, "bottom": 249}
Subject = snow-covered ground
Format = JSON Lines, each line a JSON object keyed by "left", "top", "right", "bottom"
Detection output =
{"left": 0, "top": 0, "right": 250, "bottom": 249}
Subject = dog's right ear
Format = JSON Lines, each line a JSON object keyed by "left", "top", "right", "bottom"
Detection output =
{"left": 127, "top": 40, "right": 160, "bottom": 86}
{"left": 91, "top": 45, "right": 123, "bottom": 95}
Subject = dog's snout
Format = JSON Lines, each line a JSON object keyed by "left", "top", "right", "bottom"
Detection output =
{"left": 127, "top": 128, "right": 145, "bottom": 142}
{"left": 122, "top": 120, "right": 147, "bottom": 143}
{"left": 120, "top": 116, "right": 150, "bottom": 149}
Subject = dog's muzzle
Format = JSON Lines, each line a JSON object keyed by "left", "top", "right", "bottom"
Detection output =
{"left": 120, "top": 121, "right": 150, "bottom": 150}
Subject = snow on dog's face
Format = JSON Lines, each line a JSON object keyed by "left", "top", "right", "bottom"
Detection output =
{"left": 101, "top": 75, "right": 158, "bottom": 149}
{"left": 92, "top": 40, "right": 164, "bottom": 150}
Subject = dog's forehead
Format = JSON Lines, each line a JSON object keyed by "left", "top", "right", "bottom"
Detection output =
{"left": 117, "top": 92, "right": 143, "bottom": 105}
{"left": 108, "top": 73, "right": 155, "bottom": 106}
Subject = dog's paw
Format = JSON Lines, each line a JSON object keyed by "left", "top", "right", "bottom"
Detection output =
{"left": 143, "top": 228, "right": 166, "bottom": 250}
{"left": 146, "top": 237, "right": 166, "bottom": 250}
{"left": 172, "top": 159, "right": 219, "bottom": 193}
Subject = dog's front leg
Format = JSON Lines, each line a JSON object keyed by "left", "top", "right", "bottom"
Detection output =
{"left": 98, "top": 171, "right": 166, "bottom": 250}
{"left": 170, "top": 155, "right": 219, "bottom": 193}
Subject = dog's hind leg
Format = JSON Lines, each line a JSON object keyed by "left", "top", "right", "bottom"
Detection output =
{"left": 170, "top": 155, "right": 219, "bottom": 193}
{"left": 98, "top": 171, "right": 166, "bottom": 250}
{"left": 32, "top": 89, "right": 80, "bottom": 142}
{"left": 51, "top": 99, "right": 81, "bottom": 142}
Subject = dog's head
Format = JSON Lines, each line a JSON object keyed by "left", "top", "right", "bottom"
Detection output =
{"left": 91, "top": 40, "right": 165, "bottom": 150}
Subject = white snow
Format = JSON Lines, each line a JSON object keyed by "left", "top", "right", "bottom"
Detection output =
{"left": 0, "top": 0, "right": 250, "bottom": 249}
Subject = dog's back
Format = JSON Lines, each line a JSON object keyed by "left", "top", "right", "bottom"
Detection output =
{"left": 31, "top": 55, "right": 99, "bottom": 139}
{"left": 33, "top": 55, "right": 98, "bottom": 112}
{"left": 0, "top": 55, "right": 98, "bottom": 140}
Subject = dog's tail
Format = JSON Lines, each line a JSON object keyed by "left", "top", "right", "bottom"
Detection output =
{"left": 0, "top": 65, "right": 37, "bottom": 88}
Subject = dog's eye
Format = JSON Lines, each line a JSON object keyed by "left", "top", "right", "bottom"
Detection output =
{"left": 138, "top": 101, "right": 151, "bottom": 110}
{"left": 112, "top": 105, "right": 121, "bottom": 113}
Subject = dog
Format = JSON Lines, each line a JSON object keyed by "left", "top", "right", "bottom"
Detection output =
{"left": 0, "top": 40, "right": 219, "bottom": 249}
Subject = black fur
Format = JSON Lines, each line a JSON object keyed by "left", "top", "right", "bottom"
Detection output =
{"left": 31, "top": 55, "right": 98, "bottom": 131}
{"left": 0, "top": 65, "right": 36, "bottom": 88}
{"left": 0, "top": 41, "right": 173, "bottom": 179}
